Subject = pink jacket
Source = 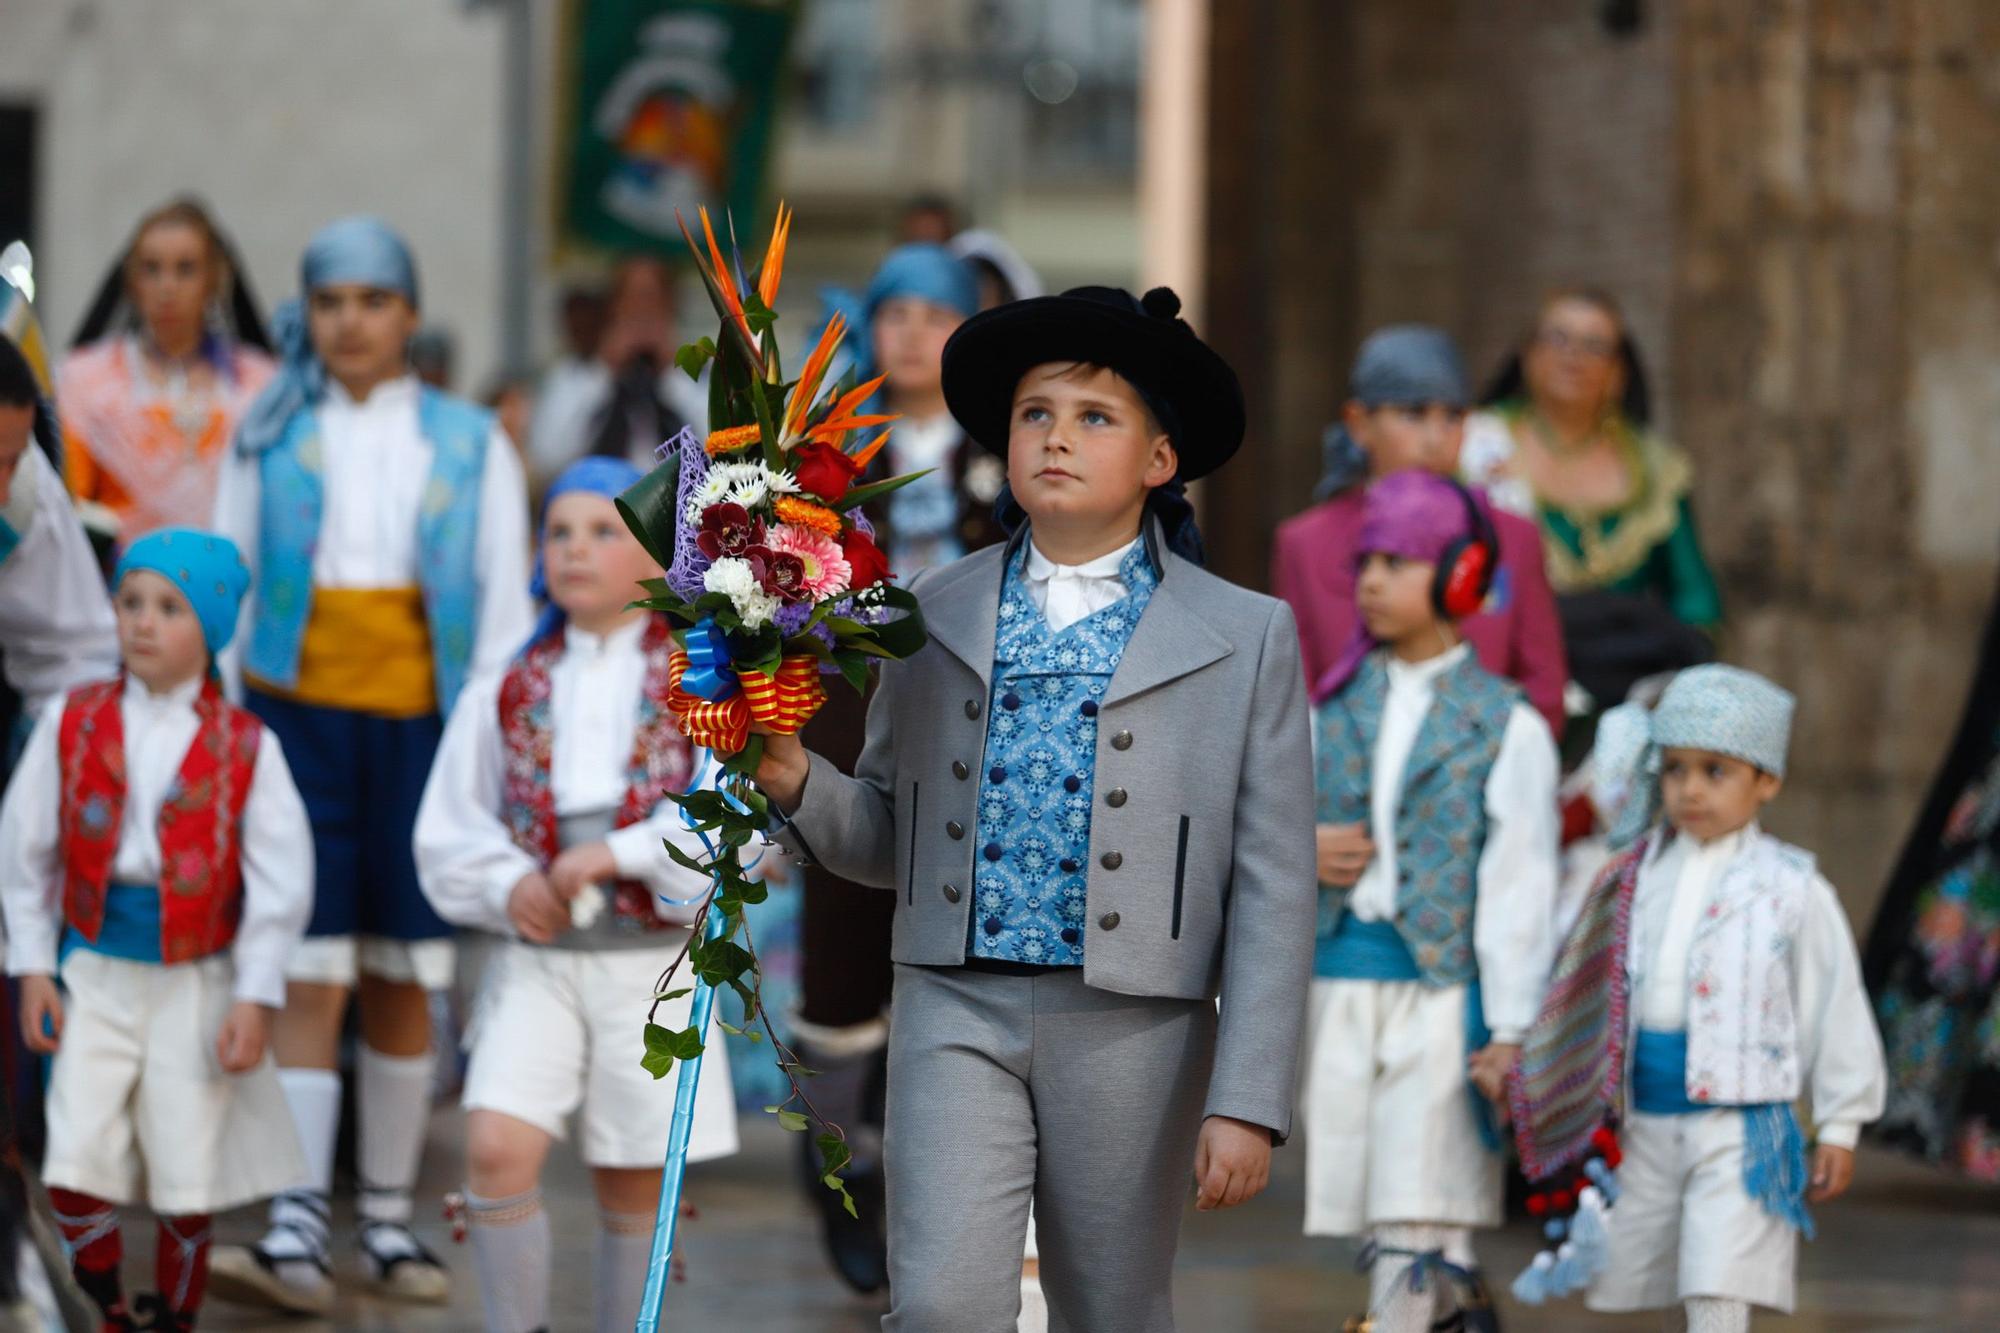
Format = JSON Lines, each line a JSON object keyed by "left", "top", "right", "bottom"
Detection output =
{"left": 1271, "top": 487, "right": 1569, "bottom": 740}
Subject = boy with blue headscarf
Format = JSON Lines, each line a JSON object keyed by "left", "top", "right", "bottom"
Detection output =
{"left": 208, "top": 216, "right": 533, "bottom": 1312}
{"left": 0, "top": 527, "right": 313, "bottom": 1332}
{"left": 413, "top": 457, "right": 738, "bottom": 1333}
{"left": 1510, "top": 665, "right": 1885, "bottom": 1332}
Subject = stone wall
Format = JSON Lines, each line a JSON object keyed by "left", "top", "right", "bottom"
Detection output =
{"left": 1669, "top": 0, "right": 2000, "bottom": 917}
{"left": 1200, "top": 0, "right": 2000, "bottom": 923}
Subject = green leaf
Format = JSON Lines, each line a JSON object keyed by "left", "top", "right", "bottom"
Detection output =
{"left": 666, "top": 1026, "right": 707, "bottom": 1061}
{"left": 664, "top": 840, "right": 714, "bottom": 877}
{"left": 641, "top": 1048, "right": 674, "bottom": 1080}
{"left": 674, "top": 336, "right": 717, "bottom": 383}
{"left": 775, "top": 1109, "right": 809, "bottom": 1133}
{"left": 716, "top": 1019, "right": 744, "bottom": 1037}
{"left": 834, "top": 468, "right": 936, "bottom": 512}
{"left": 615, "top": 457, "right": 683, "bottom": 570}
{"left": 654, "top": 987, "right": 692, "bottom": 1002}
{"left": 815, "top": 1133, "right": 852, "bottom": 1178}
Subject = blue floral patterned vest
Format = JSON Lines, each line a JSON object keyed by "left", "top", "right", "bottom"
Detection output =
{"left": 243, "top": 388, "right": 490, "bottom": 714}
{"left": 967, "top": 542, "right": 1158, "bottom": 965}
{"left": 1314, "top": 650, "right": 1521, "bottom": 987}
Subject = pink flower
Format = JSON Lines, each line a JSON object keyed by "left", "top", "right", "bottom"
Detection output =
{"left": 766, "top": 523, "right": 852, "bottom": 601}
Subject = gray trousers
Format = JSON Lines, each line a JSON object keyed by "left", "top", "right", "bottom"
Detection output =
{"left": 882, "top": 963, "right": 1217, "bottom": 1333}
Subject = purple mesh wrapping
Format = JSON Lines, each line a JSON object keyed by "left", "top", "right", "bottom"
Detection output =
{"left": 662, "top": 426, "right": 713, "bottom": 602}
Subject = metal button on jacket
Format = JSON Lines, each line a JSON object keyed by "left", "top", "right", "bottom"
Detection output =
{"left": 1098, "top": 912, "right": 1121, "bottom": 931}
{"left": 1105, "top": 788, "right": 1128, "bottom": 808}
{"left": 953, "top": 761, "right": 970, "bottom": 780}
{"left": 1111, "top": 730, "right": 1133, "bottom": 751}
{"left": 965, "top": 699, "right": 982, "bottom": 720}
{"left": 1100, "top": 851, "right": 1123, "bottom": 870}
{"left": 942, "top": 883, "right": 962, "bottom": 903}
{"left": 946, "top": 821, "right": 965, "bottom": 840}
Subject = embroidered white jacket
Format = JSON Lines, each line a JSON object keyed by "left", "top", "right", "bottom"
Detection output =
{"left": 1627, "top": 826, "right": 1886, "bottom": 1148}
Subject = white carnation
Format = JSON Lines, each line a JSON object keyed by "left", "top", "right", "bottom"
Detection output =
{"left": 702, "top": 556, "right": 780, "bottom": 630}
{"left": 684, "top": 462, "right": 801, "bottom": 524}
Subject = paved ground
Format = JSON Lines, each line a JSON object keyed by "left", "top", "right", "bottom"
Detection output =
{"left": 110, "top": 1109, "right": 1999, "bottom": 1330}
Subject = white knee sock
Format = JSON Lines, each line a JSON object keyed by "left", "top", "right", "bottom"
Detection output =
{"left": 1368, "top": 1224, "right": 1451, "bottom": 1333}
{"left": 357, "top": 1045, "right": 434, "bottom": 1225}
{"left": 594, "top": 1209, "right": 656, "bottom": 1333}
{"left": 267, "top": 1068, "right": 342, "bottom": 1256}
{"left": 467, "top": 1189, "right": 550, "bottom": 1333}
{"left": 1682, "top": 1296, "right": 1750, "bottom": 1333}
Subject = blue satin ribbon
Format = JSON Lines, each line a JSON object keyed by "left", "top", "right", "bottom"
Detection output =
{"left": 637, "top": 747, "right": 766, "bottom": 1328}
{"left": 681, "top": 617, "right": 739, "bottom": 701}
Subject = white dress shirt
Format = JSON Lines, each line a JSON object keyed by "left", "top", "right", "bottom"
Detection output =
{"left": 212, "top": 374, "right": 535, "bottom": 694}
{"left": 0, "top": 447, "right": 119, "bottom": 717}
{"left": 414, "top": 620, "right": 716, "bottom": 936}
{"left": 0, "top": 675, "right": 314, "bottom": 1008}
{"left": 1628, "top": 823, "right": 1887, "bottom": 1148}
{"left": 1344, "top": 644, "right": 1561, "bottom": 1040}
{"left": 1022, "top": 535, "right": 1141, "bottom": 634}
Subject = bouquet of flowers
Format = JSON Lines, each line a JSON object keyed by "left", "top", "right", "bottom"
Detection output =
{"left": 616, "top": 205, "right": 929, "bottom": 1216}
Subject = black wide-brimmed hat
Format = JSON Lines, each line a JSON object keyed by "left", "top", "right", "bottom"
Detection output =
{"left": 940, "top": 285, "right": 1246, "bottom": 481}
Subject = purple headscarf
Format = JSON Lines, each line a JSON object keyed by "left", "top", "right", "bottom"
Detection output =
{"left": 1312, "top": 469, "right": 1479, "bottom": 703}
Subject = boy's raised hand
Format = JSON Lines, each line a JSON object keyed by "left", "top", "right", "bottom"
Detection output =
{"left": 18, "top": 974, "right": 62, "bottom": 1054}
{"left": 216, "top": 1001, "right": 271, "bottom": 1073}
{"left": 507, "top": 870, "right": 571, "bottom": 944}
{"left": 752, "top": 726, "right": 811, "bottom": 811}
{"left": 1193, "top": 1115, "right": 1273, "bottom": 1211}
{"left": 1808, "top": 1143, "right": 1855, "bottom": 1203}
{"left": 1315, "top": 822, "right": 1375, "bottom": 888}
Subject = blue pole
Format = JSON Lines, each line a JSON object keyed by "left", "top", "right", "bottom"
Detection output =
{"left": 635, "top": 904, "right": 728, "bottom": 1331}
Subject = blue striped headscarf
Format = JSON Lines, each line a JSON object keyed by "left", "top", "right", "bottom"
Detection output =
{"left": 236, "top": 216, "right": 420, "bottom": 457}
{"left": 526, "top": 455, "right": 648, "bottom": 645}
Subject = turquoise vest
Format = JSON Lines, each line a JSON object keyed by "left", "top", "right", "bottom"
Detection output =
{"left": 1313, "top": 650, "right": 1520, "bottom": 987}
{"left": 243, "top": 388, "right": 490, "bottom": 714}
{"left": 966, "top": 542, "right": 1158, "bottom": 966}
{"left": 0, "top": 513, "right": 17, "bottom": 567}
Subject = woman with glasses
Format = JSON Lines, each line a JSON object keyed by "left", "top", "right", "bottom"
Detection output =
{"left": 1461, "top": 290, "right": 1720, "bottom": 736}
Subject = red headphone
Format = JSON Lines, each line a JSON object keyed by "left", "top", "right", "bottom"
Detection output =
{"left": 1432, "top": 480, "right": 1498, "bottom": 619}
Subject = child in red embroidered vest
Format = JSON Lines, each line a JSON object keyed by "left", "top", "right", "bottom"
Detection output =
{"left": 414, "top": 457, "right": 738, "bottom": 1333}
{"left": 0, "top": 527, "right": 312, "bottom": 1332}
{"left": 1305, "top": 471, "right": 1560, "bottom": 1333}
{"left": 1509, "top": 666, "right": 1886, "bottom": 1332}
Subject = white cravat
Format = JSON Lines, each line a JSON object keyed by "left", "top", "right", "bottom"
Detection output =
{"left": 312, "top": 374, "right": 429, "bottom": 587}
{"left": 1635, "top": 824, "right": 1754, "bottom": 1029}
{"left": 1022, "top": 536, "right": 1139, "bottom": 633}
{"left": 549, "top": 618, "right": 649, "bottom": 816}
{"left": 1348, "top": 645, "right": 1472, "bottom": 922}
{"left": 111, "top": 674, "right": 207, "bottom": 882}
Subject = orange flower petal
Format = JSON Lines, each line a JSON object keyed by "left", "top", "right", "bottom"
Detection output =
{"left": 773, "top": 495, "right": 845, "bottom": 538}
{"left": 704, "top": 424, "right": 763, "bottom": 456}
{"left": 757, "top": 202, "right": 792, "bottom": 309}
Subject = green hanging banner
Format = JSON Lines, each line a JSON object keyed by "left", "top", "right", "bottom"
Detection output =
{"left": 555, "top": 0, "right": 797, "bottom": 256}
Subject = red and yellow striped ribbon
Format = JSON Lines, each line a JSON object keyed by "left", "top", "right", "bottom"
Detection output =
{"left": 737, "top": 655, "right": 828, "bottom": 735}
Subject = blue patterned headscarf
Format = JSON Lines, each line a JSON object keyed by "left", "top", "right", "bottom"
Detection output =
{"left": 114, "top": 527, "right": 252, "bottom": 655}
{"left": 1597, "top": 663, "right": 1797, "bottom": 846}
{"left": 1315, "top": 324, "right": 1471, "bottom": 501}
{"left": 236, "top": 216, "right": 420, "bottom": 457}
{"left": 526, "top": 455, "right": 648, "bottom": 645}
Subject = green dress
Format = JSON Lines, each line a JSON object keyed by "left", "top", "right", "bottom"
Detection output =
{"left": 1480, "top": 402, "right": 1723, "bottom": 630}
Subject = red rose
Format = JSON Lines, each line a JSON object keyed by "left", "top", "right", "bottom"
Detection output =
{"left": 840, "top": 527, "right": 893, "bottom": 589}
{"left": 792, "top": 441, "right": 865, "bottom": 502}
